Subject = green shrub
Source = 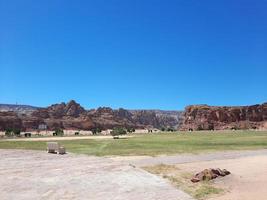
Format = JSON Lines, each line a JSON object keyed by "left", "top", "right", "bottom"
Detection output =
{"left": 5, "top": 128, "right": 13, "bottom": 137}
{"left": 13, "top": 128, "right": 21, "bottom": 136}
{"left": 91, "top": 128, "right": 102, "bottom": 135}
{"left": 167, "top": 128, "right": 174, "bottom": 132}
{"left": 127, "top": 128, "right": 135, "bottom": 133}
{"left": 110, "top": 127, "right": 127, "bottom": 136}
{"left": 54, "top": 128, "right": 64, "bottom": 136}
{"left": 5, "top": 128, "right": 20, "bottom": 137}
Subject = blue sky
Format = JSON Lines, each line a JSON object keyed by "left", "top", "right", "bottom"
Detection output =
{"left": 0, "top": 0, "right": 266, "bottom": 110}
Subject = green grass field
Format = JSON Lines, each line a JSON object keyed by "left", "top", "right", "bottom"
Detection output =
{"left": 0, "top": 131, "right": 267, "bottom": 156}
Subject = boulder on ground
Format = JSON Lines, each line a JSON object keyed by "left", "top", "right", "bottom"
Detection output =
{"left": 191, "top": 168, "right": 230, "bottom": 183}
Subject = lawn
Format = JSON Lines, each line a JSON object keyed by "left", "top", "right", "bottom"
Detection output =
{"left": 0, "top": 131, "right": 267, "bottom": 156}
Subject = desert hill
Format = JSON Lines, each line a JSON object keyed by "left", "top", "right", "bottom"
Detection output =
{"left": 0, "top": 100, "right": 182, "bottom": 131}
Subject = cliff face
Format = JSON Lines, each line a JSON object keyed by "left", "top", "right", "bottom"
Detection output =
{"left": 0, "top": 111, "right": 22, "bottom": 131}
{"left": 180, "top": 103, "right": 267, "bottom": 130}
{"left": 0, "top": 101, "right": 181, "bottom": 131}
{"left": 31, "top": 101, "right": 94, "bottom": 130}
{"left": 87, "top": 107, "right": 181, "bottom": 129}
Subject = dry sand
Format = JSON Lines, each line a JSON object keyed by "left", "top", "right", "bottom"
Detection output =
{"left": 1, "top": 148, "right": 267, "bottom": 200}
{"left": 0, "top": 149, "right": 193, "bottom": 200}
{"left": 175, "top": 155, "right": 267, "bottom": 200}
{"left": 113, "top": 149, "right": 267, "bottom": 200}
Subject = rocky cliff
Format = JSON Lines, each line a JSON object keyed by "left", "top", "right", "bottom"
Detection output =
{"left": 1, "top": 101, "right": 267, "bottom": 132}
{"left": 180, "top": 103, "right": 267, "bottom": 130}
{"left": 0, "top": 101, "right": 181, "bottom": 131}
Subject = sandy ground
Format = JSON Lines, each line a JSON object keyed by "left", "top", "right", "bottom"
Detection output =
{"left": 1, "top": 149, "right": 267, "bottom": 200}
{"left": 0, "top": 149, "right": 193, "bottom": 200}
{"left": 176, "top": 155, "right": 267, "bottom": 200}
{"left": 0, "top": 135, "right": 132, "bottom": 142}
{"left": 111, "top": 149, "right": 267, "bottom": 200}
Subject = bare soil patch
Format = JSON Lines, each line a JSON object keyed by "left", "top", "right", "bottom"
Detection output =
{"left": 0, "top": 149, "right": 193, "bottom": 200}
{"left": 178, "top": 155, "right": 267, "bottom": 200}
{"left": 142, "top": 153, "right": 267, "bottom": 200}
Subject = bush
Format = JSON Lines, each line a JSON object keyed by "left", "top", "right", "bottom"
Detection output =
{"left": 91, "top": 128, "right": 102, "bottom": 135}
{"left": 197, "top": 125, "right": 204, "bottom": 131}
{"left": 54, "top": 128, "right": 64, "bottom": 136}
{"left": 167, "top": 128, "right": 174, "bottom": 132}
{"left": 13, "top": 128, "right": 21, "bottom": 136}
{"left": 127, "top": 128, "right": 135, "bottom": 133}
{"left": 161, "top": 127, "right": 165, "bottom": 132}
{"left": 5, "top": 128, "right": 13, "bottom": 137}
{"left": 110, "top": 127, "right": 127, "bottom": 137}
{"left": 208, "top": 124, "right": 214, "bottom": 131}
{"left": 5, "top": 128, "right": 20, "bottom": 137}
{"left": 24, "top": 133, "right": 32, "bottom": 137}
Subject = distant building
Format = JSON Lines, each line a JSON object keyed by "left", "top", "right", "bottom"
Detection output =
{"left": 38, "top": 124, "right": 47, "bottom": 130}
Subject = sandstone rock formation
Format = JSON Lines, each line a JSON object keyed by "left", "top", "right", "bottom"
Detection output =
{"left": 180, "top": 103, "right": 267, "bottom": 130}
{"left": 0, "top": 111, "right": 22, "bottom": 131}
{"left": 0, "top": 101, "right": 181, "bottom": 131}
{"left": 2, "top": 100, "right": 266, "bottom": 132}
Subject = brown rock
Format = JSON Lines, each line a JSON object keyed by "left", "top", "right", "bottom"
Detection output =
{"left": 180, "top": 103, "right": 267, "bottom": 131}
{"left": 191, "top": 168, "right": 231, "bottom": 183}
{"left": 0, "top": 101, "right": 181, "bottom": 131}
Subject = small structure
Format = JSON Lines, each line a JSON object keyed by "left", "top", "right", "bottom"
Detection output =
{"left": 47, "top": 142, "right": 59, "bottom": 153}
{"left": 47, "top": 142, "right": 66, "bottom": 155}
{"left": 58, "top": 146, "right": 66, "bottom": 154}
{"left": 38, "top": 124, "right": 47, "bottom": 130}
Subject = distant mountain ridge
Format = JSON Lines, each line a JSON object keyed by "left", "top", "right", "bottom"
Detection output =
{"left": 0, "top": 104, "right": 39, "bottom": 115}
{"left": 0, "top": 101, "right": 183, "bottom": 131}
{"left": 2, "top": 101, "right": 266, "bottom": 132}
{"left": 0, "top": 103, "right": 182, "bottom": 118}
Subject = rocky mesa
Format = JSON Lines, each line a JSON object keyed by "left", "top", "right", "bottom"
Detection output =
{"left": 179, "top": 103, "right": 267, "bottom": 131}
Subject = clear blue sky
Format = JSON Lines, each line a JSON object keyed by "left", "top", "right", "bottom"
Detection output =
{"left": 0, "top": 0, "right": 266, "bottom": 110}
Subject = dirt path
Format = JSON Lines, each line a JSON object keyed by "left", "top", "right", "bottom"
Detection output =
{"left": 110, "top": 149, "right": 267, "bottom": 167}
{"left": 0, "top": 150, "right": 193, "bottom": 200}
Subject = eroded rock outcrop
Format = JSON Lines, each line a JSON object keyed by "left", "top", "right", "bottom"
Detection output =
{"left": 0, "top": 111, "right": 23, "bottom": 131}
{"left": 0, "top": 100, "right": 181, "bottom": 131}
{"left": 180, "top": 103, "right": 267, "bottom": 130}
